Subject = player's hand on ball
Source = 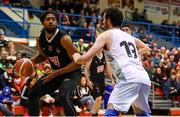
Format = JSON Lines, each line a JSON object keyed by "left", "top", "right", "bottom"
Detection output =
{"left": 72, "top": 53, "right": 81, "bottom": 64}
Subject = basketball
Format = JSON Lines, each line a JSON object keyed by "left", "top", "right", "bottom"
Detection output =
{"left": 14, "top": 58, "right": 34, "bottom": 77}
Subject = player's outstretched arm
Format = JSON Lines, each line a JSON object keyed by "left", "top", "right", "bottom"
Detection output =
{"left": 73, "top": 31, "right": 110, "bottom": 64}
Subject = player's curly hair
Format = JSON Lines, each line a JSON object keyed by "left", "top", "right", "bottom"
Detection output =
{"left": 102, "top": 7, "right": 123, "bottom": 27}
{"left": 40, "top": 10, "right": 59, "bottom": 24}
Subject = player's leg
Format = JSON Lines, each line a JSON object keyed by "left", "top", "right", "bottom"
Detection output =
{"left": 91, "top": 80, "right": 104, "bottom": 116}
{"left": 132, "top": 83, "right": 151, "bottom": 117}
{"left": 59, "top": 69, "right": 81, "bottom": 116}
{"left": 104, "top": 81, "right": 140, "bottom": 116}
{"left": 28, "top": 76, "right": 63, "bottom": 116}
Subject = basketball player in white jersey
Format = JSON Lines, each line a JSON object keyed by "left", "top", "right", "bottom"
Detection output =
{"left": 121, "top": 24, "right": 150, "bottom": 55}
{"left": 73, "top": 7, "right": 151, "bottom": 116}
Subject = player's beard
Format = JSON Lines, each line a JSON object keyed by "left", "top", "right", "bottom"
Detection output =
{"left": 45, "top": 24, "right": 57, "bottom": 34}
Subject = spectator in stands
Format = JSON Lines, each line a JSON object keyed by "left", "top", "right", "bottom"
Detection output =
{"left": 0, "top": 86, "right": 13, "bottom": 104}
{"left": 44, "top": 63, "right": 51, "bottom": 74}
{"left": 163, "top": 60, "right": 173, "bottom": 79}
{"left": 13, "top": 72, "right": 25, "bottom": 96}
{"left": 44, "top": 0, "right": 55, "bottom": 10}
{"left": 61, "top": 14, "right": 71, "bottom": 26}
{"left": 139, "top": 9, "right": 152, "bottom": 23}
{"left": 77, "top": 16, "right": 86, "bottom": 27}
{"left": 174, "top": 47, "right": 180, "bottom": 64}
{"left": 7, "top": 48, "right": 16, "bottom": 65}
{"left": 0, "top": 86, "right": 13, "bottom": 111}
{"left": 95, "top": 23, "right": 103, "bottom": 37}
{"left": 164, "top": 71, "right": 178, "bottom": 99}
{"left": 80, "top": 22, "right": 91, "bottom": 41}
{"left": 132, "top": 8, "right": 140, "bottom": 21}
{"left": 146, "top": 61, "right": 156, "bottom": 81}
{"left": 0, "top": 29, "right": 7, "bottom": 49}
{"left": 0, "top": 103, "right": 14, "bottom": 116}
{"left": 151, "top": 49, "right": 160, "bottom": 67}
{"left": 138, "top": 28, "right": 146, "bottom": 40}
{"left": 75, "top": 38, "right": 86, "bottom": 55}
{"left": 69, "top": 8, "right": 78, "bottom": 26}
{"left": 7, "top": 41, "right": 15, "bottom": 50}
{"left": 73, "top": 75, "right": 94, "bottom": 112}
{"left": 85, "top": 41, "right": 94, "bottom": 52}
{"left": 159, "top": 46, "right": 166, "bottom": 60}
{"left": 0, "top": 64, "right": 16, "bottom": 94}
{"left": 15, "top": 51, "right": 22, "bottom": 61}
{"left": 169, "top": 54, "right": 177, "bottom": 68}
{"left": 160, "top": 19, "right": 172, "bottom": 36}
{"left": 0, "top": 50, "right": 10, "bottom": 73}
{"left": 153, "top": 67, "right": 164, "bottom": 85}
{"left": 140, "top": 9, "right": 147, "bottom": 21}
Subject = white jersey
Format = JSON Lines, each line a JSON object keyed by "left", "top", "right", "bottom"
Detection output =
{"left": 106, "top": 28, "right": 151, "bottom": 86}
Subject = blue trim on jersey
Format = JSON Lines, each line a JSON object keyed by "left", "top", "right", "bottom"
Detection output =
{"left": 104, "top": 109, "right": 119, "bottom": 116}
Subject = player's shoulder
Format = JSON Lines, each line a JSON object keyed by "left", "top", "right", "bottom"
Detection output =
{"left": 98, "top": 30, "right": 111, "bottom": 38}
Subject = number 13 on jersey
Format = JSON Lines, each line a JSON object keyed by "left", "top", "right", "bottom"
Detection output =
{"left": 120, "top": 41, "right": 137, "bottom": 59}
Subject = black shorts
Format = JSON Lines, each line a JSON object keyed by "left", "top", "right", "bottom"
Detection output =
{"left": 91, "top": 78, "right": 105, "bottom": 99}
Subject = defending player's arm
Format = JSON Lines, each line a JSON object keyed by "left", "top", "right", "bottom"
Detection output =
{"left": 73, "top": 31, "right": 110, "bottom": 64}
{"left": 84, "top": 59, "right": 93, "bottom": 89}
{"left": 43, "top": 35, "right": 81, "bottom": 83}
{"left": 134, "top": 38, "right": 150, "bottom": 55}
{"left": 31, "top": 37, "right": 47, "bottom": 64}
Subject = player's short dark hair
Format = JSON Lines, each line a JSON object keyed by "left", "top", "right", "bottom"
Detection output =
{"left": 121, "top": 24, "right": 130, "bottom": 28}
{"left": 40, "top": 10, "right": 59, "bottom": 24}
{"left": 102, "top": 7, "right": 123, "bottom": 27}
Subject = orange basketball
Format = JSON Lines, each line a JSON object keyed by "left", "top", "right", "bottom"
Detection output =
{"left": 14, "top": 58, "right": 34, "bottom": 77}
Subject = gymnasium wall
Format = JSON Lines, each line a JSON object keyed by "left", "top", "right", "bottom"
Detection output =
{"left": 98, "top": 0, "right": 180, "bottom": 24}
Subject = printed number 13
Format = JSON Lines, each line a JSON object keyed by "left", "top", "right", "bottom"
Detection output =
{"left": 120, "top": 41, "right": 137, "bottom": 58}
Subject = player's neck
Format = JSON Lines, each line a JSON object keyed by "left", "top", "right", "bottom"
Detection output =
{"left": 108, "top": 26, "right": 120, "bottom": 30}
{"left": 96, "top": 52, "right": 103, "bottom": 59}
{"left": 45, "top": 29, "right": 57, "bottom": 40}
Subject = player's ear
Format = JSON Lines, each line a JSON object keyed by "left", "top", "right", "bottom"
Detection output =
{"left": 107, "top": 18, "right": 111, "bottom": 25}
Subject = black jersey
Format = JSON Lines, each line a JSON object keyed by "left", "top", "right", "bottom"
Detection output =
{"left": 89, "top": 53, "right": 106, "bottom": 80}
{"left": 39, "top": 29, "right": 72, "bottom": 70}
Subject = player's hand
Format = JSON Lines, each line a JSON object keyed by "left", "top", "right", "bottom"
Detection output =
{"left": 42, "top": 71, "right": 54, "bottom": 84}
{"left": 72, "top": 53, "right": 81, "bottom": 64}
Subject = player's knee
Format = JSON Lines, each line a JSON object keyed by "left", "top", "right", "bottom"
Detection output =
{"left": 136, "top": 112, "right": 151, "bottom": 117}
{"left": 104, "top": 109, "right": 119, "bottom": 116}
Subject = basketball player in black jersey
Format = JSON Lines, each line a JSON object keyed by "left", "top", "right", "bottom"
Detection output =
{"left": 28, "top": 10, "right": 82, "bottom": 116}
{"left": 84, "top": 48, "right": 115, "bottom": 116}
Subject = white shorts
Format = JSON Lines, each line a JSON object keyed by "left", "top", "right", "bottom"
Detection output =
{"left": 108, "top": 80, "right": 151, "bottom": 113}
